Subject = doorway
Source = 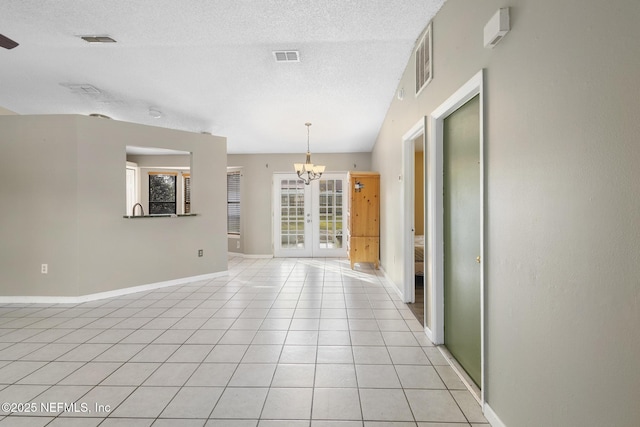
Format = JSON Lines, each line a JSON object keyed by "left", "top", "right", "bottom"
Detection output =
{"left": 428, "top": 70, "right": 485, "bottom": 401}
{"left": 402, "top": 117, "right": 428, "bottom": 318}
{"left": 413, "top": 137, "right": 426, "bottom": 325}
{"left": 402, "top": 124, "right": 426, "bottom": 325}
{"left": 273, "top": 173, "right": 347, "bottom": 258}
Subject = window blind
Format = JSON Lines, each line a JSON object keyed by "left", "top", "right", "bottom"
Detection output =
{"left": 227, "top": 171, "right": 241, "bottom": 234}
{"left": 184, "top": 175, "right": 191, "bottom": 214}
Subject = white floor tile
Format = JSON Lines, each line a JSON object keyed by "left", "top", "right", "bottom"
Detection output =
{"left": 261, "top": 387, "right": 313, "bottom": 419}
{"left": 359, "top": 388, "right": 414, "bottom": 421}
{"left": 312, "top": 387, "right": 362, "bottom": 420}
{"left": 315, "top": 364, "right": 357, "bottom": 388}
{"left": 405, "top": 389, "right": 467, "bottom": 422}
{"left": 271, "top": 364, "right": 315, "bottom": 387}
{"left": 210, "top": 387, "right": 268, "bottom": 419}
{"left": 229, "top": 363, "right": 277, "bottom": 387}
{"left": 159, "top": 386, "right": 224, "bottom": 418}
{"left": 0, "top": 256, "right": 482, "bottom": 426}
{"left": 110, "top": 386, "right": 179, "bottom": 418}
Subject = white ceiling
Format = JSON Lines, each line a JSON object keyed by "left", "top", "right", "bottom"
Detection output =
{"left": 0, "top": 0, "right": 445, "bottom": 154}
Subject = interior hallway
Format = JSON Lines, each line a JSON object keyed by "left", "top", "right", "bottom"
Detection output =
{"left": 0, "top": 255, "right": 488, "bottom": 426}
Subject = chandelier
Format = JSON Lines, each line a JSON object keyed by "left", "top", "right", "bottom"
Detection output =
{"left": 294, "top": 122, "right": 325, "bottom": 185}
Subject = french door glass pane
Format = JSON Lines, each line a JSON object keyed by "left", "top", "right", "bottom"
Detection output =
{"left": 318, "top": 178, "right": 343, "bottom": 249}
{"left": 280, "top": 179, "right": 305, "bottom": 249}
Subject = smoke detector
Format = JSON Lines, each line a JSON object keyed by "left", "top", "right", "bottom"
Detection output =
{"left": 484, "top": 8, "right": 510, "bottom": 48}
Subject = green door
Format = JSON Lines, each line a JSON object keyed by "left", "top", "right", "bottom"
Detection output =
{"left": 443, "top": 94, "right": 481, "bottom": 387}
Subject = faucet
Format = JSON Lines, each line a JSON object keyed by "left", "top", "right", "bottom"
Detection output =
{"left": 132, "top": 203, "right": 144, "bottom": 217}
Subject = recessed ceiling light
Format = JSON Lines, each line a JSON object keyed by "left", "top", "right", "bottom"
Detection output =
{"left": 149, "top": 109, "right": 162, "bottom": 119}
{"left": 273, "top": 50, "right": 300, "bottom": 62}
{"left": 80, "top": 35, "right": 117, "bottom": 43}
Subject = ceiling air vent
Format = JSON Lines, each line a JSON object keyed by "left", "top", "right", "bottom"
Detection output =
{"left": 273, "top": 50, "right": 300, "bottom": 62}
{"left": 0, "top": 33, "right": 19, "bottom": 49}
{"left": 61, "top": 83, "right": 101, "bottom": 95}
{"left": 80, "top": 35, "right": 117, "bottom": 43}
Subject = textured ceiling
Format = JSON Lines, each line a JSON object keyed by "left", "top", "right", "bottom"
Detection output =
{"left": 0, "top": 0, "right": 445, "bottom": 154}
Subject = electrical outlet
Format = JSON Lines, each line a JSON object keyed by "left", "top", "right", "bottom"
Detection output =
{"left": 236, "top": 241, "right": 240, "bottom": 249}
{"left": 198, "top": 249, "right": 203, "bottom": 257}
{"left": 41, "top": 264, "right": 48, "bottom": 274}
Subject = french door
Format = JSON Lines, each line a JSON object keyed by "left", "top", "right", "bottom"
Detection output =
{"left": 273, "top": 173, "right": 347, "bottom": 258}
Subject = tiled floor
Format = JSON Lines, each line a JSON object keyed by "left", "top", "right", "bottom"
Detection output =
{"left": 0, "top": 256, "right": 489, "bottom": 426}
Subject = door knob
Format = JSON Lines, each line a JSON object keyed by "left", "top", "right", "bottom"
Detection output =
{"left": 476, "top": 256, "right": 481, "bottom": 263}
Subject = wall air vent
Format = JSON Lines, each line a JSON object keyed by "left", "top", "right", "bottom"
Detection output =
{"left": 273, "top": 50, "right": 300, "bottom": 62}
{"left": 415, "top": 23, "right": 432, "bottom": 96}
{"left": 80, "top": 35, "right": 117, "bottom": 43}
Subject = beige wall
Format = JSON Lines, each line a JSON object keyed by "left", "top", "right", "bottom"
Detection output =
{"left": 227, "top": 153, "right": 372, "bottom": 255}
{"left": 0, "top": 106, "right": 17, "bottom": 115}
{"left": 0, "top": 115, "right": 227, "bottom": 297}
{"left": 1, "top": 116, "right": 80, "bottom": 296}
{"left": 372, "top": 0, "right": 640, "bottom": 426}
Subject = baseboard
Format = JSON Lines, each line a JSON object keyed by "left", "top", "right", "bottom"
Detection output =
{"left": 437, "top": 345, "right": 482, "bottom": 404}
{"left": 484, "top": 403, "right": 507, "bottom": 427}
{"left": 228, "top": 252, "right": 274, "bottom": 259}
{"left": 378, "top": 263, "right": 404, "bottom": 300}
{"left": 0, "top": 271, "right": 228, "bottom": 304}
{"left": 424, "top": 325, "right": 435, "bottom": 343}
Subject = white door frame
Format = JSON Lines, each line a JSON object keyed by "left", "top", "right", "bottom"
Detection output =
{"left": 401, "top": 117, "right": 427, "bottom": 304}
{"left": 428, "top": 69, "right": 485, "bottom": 402}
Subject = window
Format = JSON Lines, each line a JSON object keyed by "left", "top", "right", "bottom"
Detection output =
{"left": 415, "top": 23, "right": 433, "bottom": 96}
{"left": 149, "top": 172, "right": 177, "bottom": 214}
{"left": 227, "top": 171, "right": 241, "bottom": 234}
{"left": 183, "top": 173, "right": 191, "bottom": 214}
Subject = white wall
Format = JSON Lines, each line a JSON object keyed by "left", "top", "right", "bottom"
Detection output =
{"left": 372, "top": 0, "right": 640, "bottom": 426}
{"left": 0, "top": 115, "right": 228, "bottom": 297}
{"left": 227, "top": 153, "right": 372, "bottom": 256}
